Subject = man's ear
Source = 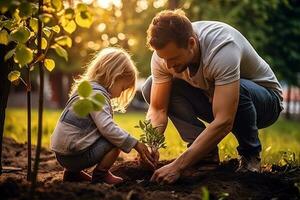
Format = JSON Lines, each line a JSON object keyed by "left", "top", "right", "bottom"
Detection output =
{"left": 188, "top": 36, "right": 196, "bottom": 51}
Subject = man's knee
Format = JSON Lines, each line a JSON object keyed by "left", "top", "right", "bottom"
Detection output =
{"left": 141, "top": 76, "right": 152, "bottom": 104}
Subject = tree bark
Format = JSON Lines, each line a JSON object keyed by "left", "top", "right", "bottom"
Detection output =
{"left": 30, "top": 0, "right": 44, "bottom": 196}
{"left": 0, "top": 44, "right": 13, "bottom": 175}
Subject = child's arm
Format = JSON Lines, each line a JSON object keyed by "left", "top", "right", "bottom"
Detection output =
{"left": 90, "top": 101, "right": 137, "bottom": 153}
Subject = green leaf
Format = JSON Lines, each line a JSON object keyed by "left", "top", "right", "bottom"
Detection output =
{"left": 72, "top": 99, "right": 93, "bottom": 117}
{"left": 10, "top": 26, "right": 31, "bottom": 43}
{"left": 139, "top": 120, "right": 145, "bottom": 129}
{"left": 12, "top": 9, "right": 21, "bottom": 24}
{"left": 19, "top": 2, "right": 33, "bottom": 18}
{"left": 51, "top": 44, "right": 68, "bottom": 61}
{"left": 0, "top": 29, "right": 9, "bottom": 45}
{"left": 91, "top": 93, "right": 105, "bottom": 110}
{"left": 29, "top": 18, "right": 38, "bottom": 33}
{"left": 201, "top": 187, "right": 210, "bottom": 200}
{"left": 51, "top": 0, "right": 63, "bottom": 11}
{"left": 61, "top": 18, "right": 76, "bottom": 34}
{"left": 39, "top": 13, "right": 53, "bottom": 23}
{"left": 35, "top": 37, "right": 48, "bottom": 49}
{"left": 64, "top": 8, "right": 75, "bottom": 19}
{"left": 43, "top": 27, "right": 51, "bottom": 37}
{"left": 78, "top": 81, "right": 92, "bottom": 98}
{"left": 4, "top": 48, "right": 15, "bottom": 61}
{"left": 14, "top": 44, "right": 33, "bottom": 67}
{"left": 8, "top": 70, "right": 21, "bottom": 82}
{"left": 44, "top": 58, "right": 55, "bottom": 71}
{"left": 2, "top": 20, "right": 16, "bottom": 30}
{"left": 50, "top": 25, "right": 60, "bottom": 33}
{"left": 76, "top": 3, "right": 88, "bottom": 12}
{"left": 75, "top": 10, "right": 93, "bottom": 28}
{"left": 54, "top": 35, "right": 72, "bottom": 48}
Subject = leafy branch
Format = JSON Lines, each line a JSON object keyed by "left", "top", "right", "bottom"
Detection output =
{"left": 135, "top": 120, "right": 166, "bottom": 152}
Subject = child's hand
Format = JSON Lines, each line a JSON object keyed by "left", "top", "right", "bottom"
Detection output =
{"left": 134, "top": 142, "right": 156, "bottom": 170}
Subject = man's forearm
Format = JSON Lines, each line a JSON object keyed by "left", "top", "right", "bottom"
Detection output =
{"left": 173, "top": 119, "right": 231, "bottom": 171}
{"left": 146, "top": 107, "right": 168, "bottom": 134}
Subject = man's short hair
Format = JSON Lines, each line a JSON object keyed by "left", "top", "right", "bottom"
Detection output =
{"left": 146, "top": 9, "right": 194, "bottom": 50}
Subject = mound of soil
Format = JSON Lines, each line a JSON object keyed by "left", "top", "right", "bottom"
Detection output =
{"left": 0, "top": 137, "right": 299, "bottom": 200}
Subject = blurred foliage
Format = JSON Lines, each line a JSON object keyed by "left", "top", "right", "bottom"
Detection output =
{"left": 181, "top": 0, "right": 300, "bottom": 85}
{"left": 0, "top": 0, "right": 94, "bottom": 82}
{"left": 2, "top": 0, "right": 299, "bottom": 83}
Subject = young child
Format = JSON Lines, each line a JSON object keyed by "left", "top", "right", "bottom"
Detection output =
{"left": 50, "top": 47, "right": 155, "bottom": 184}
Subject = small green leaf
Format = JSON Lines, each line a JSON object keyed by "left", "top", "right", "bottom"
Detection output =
{"left": 60, "top": 17, "right": 76, "bottom": 34}
{"left": 10, "top": 26, "right": 31, "bottom": 43}
{"left": 43, "top": 27, "right": 52, "bottom": 38}
{"left": 75, "top": 10, "right": 93, "bottom": 28}
{"left": 73, "top": 99, "right": 93, "bottom": 117}
{"left": 39, "top": 13, "right": 53, "bottom": 23}
{"left": 34, "top": 37, "right": 48, "bottom": 49}
{"left": 139, "top": 120, "right": 145, "bottom": 129}
{"left": 76, "top": 3, "right": 88, "bottom": 12}
{"left": 91, "top": 93, "right": 105, "bottom": 111}
{"left": 44, "top": 58, "right": 55, "bottom": 71}
{"left": 91, "top": 93, "right": 105, "bottom": 110}
{"left": 78, "top": 81, "right": 92, "bottom": 98}
{"left": 55, "top": 35, "right": 72, "bottom": 48}
{"left": 64, "top": 8, "right": 75, "bottom": 19}
{"left": 51, "top": 0, "right": 63, "bottom": 11}
{"left": 201, "top": 187, "right": 210, "bottom": 200}
{"left": 4, "top": 48, "right": 15, "bottom": 61}
{"left": 2, "top": 20, "right": 16, "bottom": 30}
{"left": 51, "top": 44, "right": 68, "bottom": 61}
{"left": 50, "top": 25, "right": 60, "bottom": 33}
{"left": 14, "top": 44, "right": 33, "bottom": 67}
{"left": 0, "top": 29, "right": 9, "bottom": 45}
{"left": 19, "top": 2, "right": 33, "bottom": 18}
{"left": 8, "top": 70, "right": 21, "bottom": 82}
{"left": 29, "top": 18, "right": 38, "bottom": 33}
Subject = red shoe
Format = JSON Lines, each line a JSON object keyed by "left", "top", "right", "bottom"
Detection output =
{"left": 92, "top": 169, "right": 123, "bottom": 185}
{"left": 63, "top": 170, "right": 92, "bottom": 182}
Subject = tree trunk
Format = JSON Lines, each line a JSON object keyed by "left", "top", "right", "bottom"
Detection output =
{"left": 26, "top": 67, "right": 32, "bottom": 181}
{"left": 0, "top": 44, "right": 13, "bottom": 175}
{"left": 30, "top": 0, "right": 44, "bottom": 196}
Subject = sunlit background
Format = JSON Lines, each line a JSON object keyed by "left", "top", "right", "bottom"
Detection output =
{"left": 2, "top": 0, "right": 300, "bottom": 163}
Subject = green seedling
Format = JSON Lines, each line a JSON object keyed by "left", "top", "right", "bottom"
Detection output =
{"left": 135, "top": 120, "right": 167, "bottom": 154}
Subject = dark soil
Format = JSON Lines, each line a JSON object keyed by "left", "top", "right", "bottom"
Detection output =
{"left": 0, "top": 137, "right": 299, "bottom": 200}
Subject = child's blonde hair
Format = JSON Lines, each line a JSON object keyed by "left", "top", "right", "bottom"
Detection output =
{"left": 70, "top": 47, "right": 138, "bottom": 112}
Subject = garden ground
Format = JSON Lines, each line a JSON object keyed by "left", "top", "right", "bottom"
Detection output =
{"left": 0, "top": 137, "right": 299, "bottom": 200}
{"left": 1, "top": 109, "right": 300, "bottom": 199}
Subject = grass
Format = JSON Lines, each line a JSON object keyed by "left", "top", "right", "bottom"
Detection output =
{"left": 4, "top": 108, "right": 300, "bottom": 165}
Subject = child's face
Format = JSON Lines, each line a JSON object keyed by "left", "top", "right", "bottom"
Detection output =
{"left": 109, "top": 77, "right": 133, "bottom": 98}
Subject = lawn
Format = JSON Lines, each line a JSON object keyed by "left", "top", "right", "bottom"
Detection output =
{"left": 4, "top": 108, "right": 300, "bottom": 165}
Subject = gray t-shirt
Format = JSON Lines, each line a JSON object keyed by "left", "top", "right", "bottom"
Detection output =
{"left": 151, "top": 21, "right": 283, "bottom": 103}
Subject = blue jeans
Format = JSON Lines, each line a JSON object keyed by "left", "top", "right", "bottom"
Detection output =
{"left": 55, "top": 137, "right": 114, "bottom": 172}
{"left": 142, "top": 77, "right": 283, "bottom": 157}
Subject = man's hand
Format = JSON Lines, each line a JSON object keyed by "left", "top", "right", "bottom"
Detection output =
{"left": 150, "top": 161, "right": 181, "bottom": 184}
{"left": 134, "top": 142, "right": 156, "bottom": 170}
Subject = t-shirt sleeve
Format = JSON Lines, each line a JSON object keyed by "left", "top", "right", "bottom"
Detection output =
{"left": 90, "top": 96, "right": 137, "bottom": 153}
{"left": 207, "top": 42, "right": 241, "bottom": 85}
{"left": 151, "top": 52, "right": 173, "bottom": 83}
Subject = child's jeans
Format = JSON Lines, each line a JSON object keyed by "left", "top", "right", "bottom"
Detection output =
{"left": 55, "top": 137, "right": 114, "bottom": 172}
{"left": 142, "top": 77, "right": 283, "bottom": 157}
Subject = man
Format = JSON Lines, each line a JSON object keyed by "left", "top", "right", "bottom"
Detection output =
{"left": 142, "top": 9, "right": 283, "bottom": 184}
